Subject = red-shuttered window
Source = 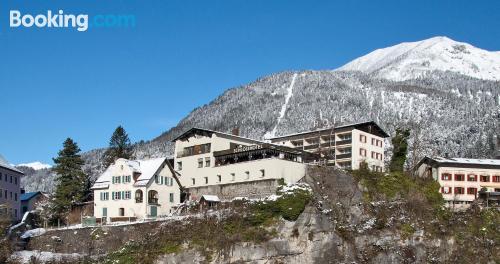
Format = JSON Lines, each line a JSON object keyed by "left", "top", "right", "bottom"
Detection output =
{"left": 467, "top": 188, "right": 477, "bottom": 195}
{"left": 441, "top": 187, "right": 452, "bottom": 194}
{"left": 454, "top": 174, "right": 465, "bottom": 181}
{"left": 441, "top": 173, "right": 452, "bottom": 181}
{"left": 467, "top": 174, "right": 477, "bottom": 181}
{"left": 493, "top": 176, "right": 500, "bottom": 182}
{"left": 454, "top": 187, "right": 465, "bottom": 194}
{"left": 480, "top": 175, "right": 490, "bottom": 182}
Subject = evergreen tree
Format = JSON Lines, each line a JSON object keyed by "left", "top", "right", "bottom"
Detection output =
{"left": 103, "top": 126, "right": 133, "bottom": 166}
{"left": 52, "top": 138, "right": 88, "bottom": 221}
{"left": 389, "top": 128, "right": 411, "bottom": 172}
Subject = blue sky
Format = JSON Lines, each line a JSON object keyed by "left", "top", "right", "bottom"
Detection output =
{"left": 1, "top": 0, "right": 499, "bottom": 165}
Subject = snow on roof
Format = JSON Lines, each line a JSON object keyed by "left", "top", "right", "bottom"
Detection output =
{"left": 201, "top": 195, "right": 220, "bottom": 202}
{"left": 433, "top": 156, "right": 500, "bottom": 166}
{"left": 133, "top": 157, "right": 167, "bottom": 187}
{"left": 91, "top": 157, "right": 167, "bottom": 189}
{"left": 0, "top": 154, "right": 23, "bottom": 174}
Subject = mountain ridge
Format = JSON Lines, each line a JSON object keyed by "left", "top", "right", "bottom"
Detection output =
{"left": 337, "top": 36, "right": 500, "bottom": 81}
{"left": 20, "top": 37, "right": 500, "bottom": 193}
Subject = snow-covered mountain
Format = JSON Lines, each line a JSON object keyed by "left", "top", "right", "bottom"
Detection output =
{"left": 21, "top": 37, "right": 500, "bottom": 193}
{"left": 337, "top": 36, "right": 500, "bottom": 81}
{"left": 17, "top": 161, "right": 52, "bottom": 170}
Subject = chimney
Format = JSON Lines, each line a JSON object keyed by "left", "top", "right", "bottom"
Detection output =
{"left": 232, "top": 127, "right": 240, "bottom": 136}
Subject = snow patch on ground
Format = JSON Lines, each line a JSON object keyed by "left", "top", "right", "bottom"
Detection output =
{"left": 21, "top": 228, "right": 46, "bottom": 239}
{"left": 10, "top": 250, "right": 82, "bottom": 263}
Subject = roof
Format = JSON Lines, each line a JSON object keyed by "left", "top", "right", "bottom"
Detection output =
{"left": 172, "top": 127, "right": 264, "bottom": 144}
{"left": 91, "top": 157, "right": 168, "bottom": 189}
{"left": 20, "top": 192, "right": 42, "bottom": 202}
{"left": 268, "top": 121, "right": 390, "bottom": 140}
{"left": 200, "top": 195, "right": 220, "bottom": 202}
{"left": 418, "top": 156, "right": 500, "bottom": 170}
{"left": 0, "top": 154, "right": 24, "bottom": 174}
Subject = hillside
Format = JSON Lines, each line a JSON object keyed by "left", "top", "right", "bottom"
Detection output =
{"left": 20, "top": 37, "right": 500, "bottom": 193}
{"left": 11, "top": 167, "right": 500, "bottom": 263}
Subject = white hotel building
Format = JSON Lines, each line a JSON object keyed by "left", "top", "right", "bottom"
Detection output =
{"left": 92, "top": 157, "right": 180, "bottom": 222}
{"left": 172, "top": 122, "right": 388, "bottom": 201}
{"left": 417, "top": 156, "right": 500, "bottom": 208}
{"left": 268, "top": 121, "right": 388, "bottom": 171}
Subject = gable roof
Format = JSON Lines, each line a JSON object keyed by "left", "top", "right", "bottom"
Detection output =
{"left": 0, "top": 154, "right": 23, "bottom": 174}
{"left": 200, "top": 195, "right": 220, "bottom": 202}
{"left": 91, "top": 157, "right": 168, "bottom": 189}
{"left": 172, "top": 127, "right": 263, "bottom": 144}
{"left": 20, "top": 192, "right": 42, "bottom": 202}
{"left": 418, "top": 156, "right": 500, "bottom": 170}
{"left": 268, "top": 121, "right": 390, "bottom": 140}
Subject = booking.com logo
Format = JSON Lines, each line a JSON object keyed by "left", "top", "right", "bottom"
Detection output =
{"left": 9, "top": 10, "right": 136, "bottom": 32}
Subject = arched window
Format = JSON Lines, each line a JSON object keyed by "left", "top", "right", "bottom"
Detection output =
{"left": 148, "top": 190, "right": 159, "bottom": 204}
{"left": 135, "top": 190, "right": 143, "bottom": 203}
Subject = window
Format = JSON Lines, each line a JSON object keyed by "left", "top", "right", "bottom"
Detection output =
{"left": 231, "top": 173, "right": 235, "bottom": 181}
{"left": 113, "top": 176, "right": 121, "bottom": 184}
{"left": 493, "top": 176, "right": 500, "bottom": 182}
{"left": 14, "top": 177, "right": 17, "bottom": 185}
{"left": 371, "top": 138, "right": 375, "bottom": 145}
{"left": 113, "top": 191, "right": 121, "bottom": 200}
{"left": 161, "top": 176, "right": 164, "bottom": 185}
{"left": 155, "top": 175, "right": 159, "bottom": 184}
{"left": 359, "top": 135, "right": 367, "bottom": 143}
{"left": 100, "top": 192, "right": 109, "bottom": 201}
{"left": 480, "top": 175, "right": 490, "bottom": 182}
{"left": 119, "top": 208, "right": 125, "bottom": 216}
{"left": 454, "top": 187, "right": 464, "bottom": 194}
{"left": 360, "top": 148, "right": 367, "bottom": 157}
{"left": 135, "top": 190, "right": 143, "bottom": 203}
{"left": 217, "top": 175, "right": 221, "bottom": 182}
{"left": 198, "top": 158, "right": 203, "bottom": 168}
{"left": 0, "top": 189, "right": 2, "bottom": 198}
{"left": 177, "top": 161, "right": 182, "bottom": 171}
{"left": 260, "top": 169, "right": 265, "bottom": 178}
{"left": 204, "top": 177, "right": 208, "bottom": 184}
{"left": 191, "top": 178, "right": 196, "bottom": 185}
{"left": 245, "top": 171, "right": 250, "bottom": 180}
{"left": 0, "top": 173, "right": 2, "bottom": 181}
{"left": 467, "top": 188, "right": 477, "bottom": 195}
{"left": 441, "top": 173, "right": 451, "bottom": 181}
{"left": 148, "top": 190, "right": 159, "bottom": 204}
{"left": 169, "top": 193, "right": 174, "bottom": 203}
{"left": 14, "top": 193, "right": 17, "bottom": 201}
{"left": 454, "top": 174, "right": 465, "bottom": 181}
{"left": 10, "top": 176, "right": 12, "bottom": 183}
{"left": 205, "top": 157, "right": 211, "bottom": 167}
{"left": 467, "top": 174, "right": 477, "bottom": 181}
{"left": 124, "top": 191, "right": 131, "bottom": 200}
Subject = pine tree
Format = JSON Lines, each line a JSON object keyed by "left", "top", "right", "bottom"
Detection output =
{"left": 52, "top": 138, "right": 88, "bottom": 221}
{"left": 103, "top": 126, "right": 133, "bottom": 166}
{"left": 389, "top": 128, "right": 411, "bottom": 172}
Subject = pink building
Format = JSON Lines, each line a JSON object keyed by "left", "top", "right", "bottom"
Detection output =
{"left": 0, "top": 154, "right": 24, "bottom": 221}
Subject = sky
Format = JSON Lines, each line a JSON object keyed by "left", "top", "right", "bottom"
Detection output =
{"left": 1, "top": 0, "right": 500, "bottom": 165}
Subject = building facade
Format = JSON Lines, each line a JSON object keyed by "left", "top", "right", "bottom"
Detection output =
{"left": 172, "top": 128, "right": 318, "bottom": 201}
{"left": 268, "top": 121, "right": 388, "bottom": 171}
{"left": 416, "top": 157, "right": 500, "bottom": 209}
{"left": 92, "top": 157, "right": 180, "bottom": 221}
{"left": 0, "top": 154, "right": 23, "bottom": 221}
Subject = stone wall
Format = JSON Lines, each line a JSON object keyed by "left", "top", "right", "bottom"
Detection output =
{"left": 186, "top": 178, "right": 280, "bottom": 201}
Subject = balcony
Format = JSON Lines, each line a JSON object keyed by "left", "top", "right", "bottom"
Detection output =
{"left": 304, "top": 144, "right": 319, "bottom": 150}
{"left": 336, "top": 139, "right": 352, "bottom": 146}
{"left": 336, "top": 153, "right": 352, "bottom": 160}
